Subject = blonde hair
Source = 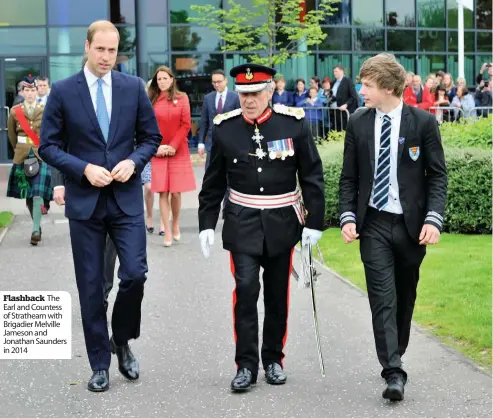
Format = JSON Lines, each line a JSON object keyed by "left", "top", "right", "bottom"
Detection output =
{"left": 359, "top": 53, "right": 407, "bottom": 97}
{"left": 86, "top": 20, "right": 120, "bottom": 44}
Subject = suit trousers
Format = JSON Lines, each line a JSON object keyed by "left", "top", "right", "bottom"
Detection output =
{"left": 359, "top": 207, "right": 426, "bottom": 381}
{"left": 68, "top": 187, "right": 147, "bottom": 371}
{"left": 229, "top": 246, "right": 294, "bottom": 377}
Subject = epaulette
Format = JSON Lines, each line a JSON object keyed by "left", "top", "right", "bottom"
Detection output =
{"left": 273, "top": 104, "right": 305, "bottom": 120}
{"left": 213, "top": 108, "right": 243, "bottom": 125}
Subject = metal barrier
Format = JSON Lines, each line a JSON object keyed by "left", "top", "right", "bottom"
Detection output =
{"left": 470, "top": 106, "right": 493, "bottom": 118}
{"left": 429, "top": 106, "right": 465, "bottom": 124}
{"left": 301, "top": 107, "right": 351, "bottom": 140}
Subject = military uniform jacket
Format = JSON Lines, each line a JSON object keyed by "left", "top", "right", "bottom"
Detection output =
{"left": 7, "top": 102, "right": 44, "bottom": 164}
{"left": 339, "top": 104, "right": 448, "bottom": 241}
{"left": 198, "top": 105, "right": 325, "bottom": 257}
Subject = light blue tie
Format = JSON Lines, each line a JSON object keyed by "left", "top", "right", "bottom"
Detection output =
{"left": 96, "top": 78, "right": 109, "bottom": 142}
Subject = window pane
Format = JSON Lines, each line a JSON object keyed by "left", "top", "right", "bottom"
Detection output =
{"left": 49, "top": 56, "right": 85, "bottom": 83}
{"left": 447, "top": 31, "right": 475, "bottom": 53}
{"left": 0, "top": 28, "right": 47, "bottom": 55}
{"left": 477, "top": 32, "right": 493, "bottom": 53}
{"left": 353, "top": 0, "right": 383, "bottom": 26}
{"left": 0, "top": 0, "right": 46, "bottom": 25}
{"left": 49, "top": 28, "right": 87, "bottom": 54}
{"left": 354, "top": 28, "right": 384, "bottom": 51}
{"left": 476, "top": 56, "right": 493, "bottom": 81}
{"left": 418, "top": 55, "right": 446, "bottom": 80}
{"left": 149, "top": 54, "right": 170, "bottom": 77}
{"left": 418, "top": 0, "right": 445, "bottom": 28}
{"left": 319, "top": 28, "right": 351, "bottom": 51}
{"left": 173, "top": 53, "right": 224, "bottom": 116}
{"left": 394, "top": 55, "right": 415, "bottom": 72}
{"left": 476, "top": 0, "right": 492, "bottom": 30}
{"left": 419, "top": 30, "right": 446, "bottom": 52}
{"left": 274, "top": 55, "right": 316, "bottom": 90}
{"left": 171, "top": 26, "right": 220, "bottom": 52}
{"left": 324, "top": 0, "right": 351, "bottom": 24}
{"left": 148, "top": 27, "right": 168, "bottom": 52}
{"left": 47, "top": 0, "right": 108, "bottom": 25}
{"left": 116, "top": 26, "right": 136, "bottom": 53}
{"left": 317, "top": 54, "right": 351, "bottom": 78}
{"left": 387, "top": 30, "right": 417, "bottom": 51}
{"left": 447, "top": 0, "right": 473, "bottom": 29}
{"left": 170, "top": 0, "right": 222, "bottom": 22}
{"left": 447, "top": 55, "right": 475, "bottom": 85}
{"left": 110, "top": 0, "right": 135, "bottom": 24}
{"left": 386, "top": 0, "right": 416, "bottom": 27}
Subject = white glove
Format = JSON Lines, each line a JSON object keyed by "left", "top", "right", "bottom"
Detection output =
{"left": 301, "top": 227, "right": 323, "bottom": 246}
{"left": 199, "top": 229, "right": 215, "bottom": 259}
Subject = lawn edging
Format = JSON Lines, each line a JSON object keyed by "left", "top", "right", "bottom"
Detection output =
{"left": 0, "top": 212, "right": 15, "bottom": 246}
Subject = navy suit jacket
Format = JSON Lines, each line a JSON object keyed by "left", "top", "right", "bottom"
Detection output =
{"left": 39, "top": 70, "right": 162, "bottom": 220}
{"left": 198, "top": 90, "right": 240, "bottom": 152}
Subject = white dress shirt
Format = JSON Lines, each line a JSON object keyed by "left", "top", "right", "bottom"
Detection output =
{"left": 215, "top": 87, "right": 228, "bottom": 110}
{"left": 368, "top": 101, "right": 404, "bottom": 214}
{"left": 84, "top": 65, "right": 112, "bottom": 122}
{"left": 37, "top": 95, "right": 48, "bottom": 106}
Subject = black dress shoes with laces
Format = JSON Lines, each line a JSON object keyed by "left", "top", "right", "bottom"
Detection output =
{"left": 110, "top": 336, "right": 139, "bottom": 380}
{"left": 265, "top": 363, "right": 287, "bottom": 385}
{"left": 231, "top": 368, "right": 256, "bottom": 391}
{"left": 382, "top": 374, "right": 405, "bottom": 401}
{"left": 87, "top": 369, "right": 109, "bottom": 392}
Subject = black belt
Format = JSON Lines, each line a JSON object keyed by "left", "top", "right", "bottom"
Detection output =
{"left": 366, "top": 206, "right": 404, "bottom": 223}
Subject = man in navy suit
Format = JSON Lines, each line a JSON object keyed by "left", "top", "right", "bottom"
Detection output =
{"left": 198, "top": 69, "right": 240, "bottom": 169}
{"left": 39, "top": 20, "right": 161, "bottom": 392}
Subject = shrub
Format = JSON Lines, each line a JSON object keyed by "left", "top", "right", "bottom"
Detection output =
{"left": 439, "top": 115, "right": 492, "bottom": 149}
{"left": 319, "top": 143, "right": 492, "bottom": 234}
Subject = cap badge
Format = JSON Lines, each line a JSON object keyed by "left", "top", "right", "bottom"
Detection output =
{"left": 245, "top": 68, "right": 254, "bottom": 81}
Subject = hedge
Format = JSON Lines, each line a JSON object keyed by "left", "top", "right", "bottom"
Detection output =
{"left": 320, "top": 142, "right": 492, "bottom": 234}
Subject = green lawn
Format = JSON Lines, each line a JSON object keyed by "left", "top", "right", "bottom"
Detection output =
{"left": 0, "top": 211, "right": 13, "bottom": 228}
{"left": 318, "top": 229, "right": 492, "bottom": 369}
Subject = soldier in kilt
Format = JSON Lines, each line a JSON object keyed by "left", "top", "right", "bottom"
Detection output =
{"left": 6, "top": 74, "right": 53, "bottom": 245}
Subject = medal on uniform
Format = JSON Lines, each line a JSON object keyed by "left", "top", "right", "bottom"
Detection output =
{"left": 251, "top": 125, "right": 266, "bottom": 159}
{"left": 267, "top": 138, "right": 295, "bottom": 160}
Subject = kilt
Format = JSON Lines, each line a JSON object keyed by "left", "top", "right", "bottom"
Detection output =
{"left": 6, "top": 160, "right": 53, "bottom": 201}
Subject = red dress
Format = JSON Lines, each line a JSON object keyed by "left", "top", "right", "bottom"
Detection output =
{"left": 151, "top": 92, "right": 196, "bottom": 193}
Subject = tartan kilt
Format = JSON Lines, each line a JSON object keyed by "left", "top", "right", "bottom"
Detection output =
{"left": 6, "top": 161, "right": 53, "bottom": 201}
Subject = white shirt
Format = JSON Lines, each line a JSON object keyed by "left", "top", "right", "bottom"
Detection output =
{"left": 37, "top": 95, "right": 48, "bottom": 106}
{"left": 368, "top": 101, "right": 404, "bottom": 214}
{"left": 84, "top": 65, "right": 112, "bottom": 122}
{"left": 215, "top": 87, "right": 228, "bottom": 110}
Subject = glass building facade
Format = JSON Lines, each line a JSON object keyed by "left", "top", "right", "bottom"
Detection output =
{"left": 0, "top": 0, "right": 491, "bottom": 160}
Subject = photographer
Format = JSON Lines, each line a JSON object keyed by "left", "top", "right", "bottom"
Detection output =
{"left": 476, "top": 62, "right": 492, "bottom": 85}
{"left": 474, "top": 79, "right": 492, "bottom": 117}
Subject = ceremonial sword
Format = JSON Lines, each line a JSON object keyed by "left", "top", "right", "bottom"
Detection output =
{"left": 292, "top": 243, "right": 326, "bottom": 377}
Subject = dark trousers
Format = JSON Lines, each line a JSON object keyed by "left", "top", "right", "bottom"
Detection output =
{"left": 68, "top": 188, "right": 147, "bottom": 371}
{"left": 359, "top": 208, "right": 426, "bottom": 381}
{"left": 103, "top": 234, "right": 118, "bottom": 312}
{"left": 229, "top": 247, "right": 294, "bottom": 377}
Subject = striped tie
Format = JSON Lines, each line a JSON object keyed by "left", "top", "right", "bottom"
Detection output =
{"left": 96, "top": 78, "right": 109, "bottom": 142}
{"left": 373, "top": 115, "right": 392, "bottom": 211}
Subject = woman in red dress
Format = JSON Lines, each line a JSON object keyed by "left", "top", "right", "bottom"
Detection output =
{"left": 148, "top": 66, "right": 196, "bottom": 246}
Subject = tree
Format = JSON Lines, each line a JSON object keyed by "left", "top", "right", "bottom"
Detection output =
{"left": 187, "top": 0, "right": 340, "bottom": 66}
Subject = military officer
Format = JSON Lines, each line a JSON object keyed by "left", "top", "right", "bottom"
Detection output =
{"left": 198, "top": 64, "right": 325, "bottom": 392}
{"left": 7, "top": 74, "right": 53, "bottom": 245}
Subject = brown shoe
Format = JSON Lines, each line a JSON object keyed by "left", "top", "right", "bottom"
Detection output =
{"left": 30, "top": 230, "right": 41, "bottom": 246}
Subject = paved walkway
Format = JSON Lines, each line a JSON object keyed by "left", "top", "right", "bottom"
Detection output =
{"left": 0, "top": 164, "right": 491, "bottom": 418}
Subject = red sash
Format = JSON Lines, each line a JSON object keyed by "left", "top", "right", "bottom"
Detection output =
{"left": 14, "top": 106, "right": 40, "bottom": 147}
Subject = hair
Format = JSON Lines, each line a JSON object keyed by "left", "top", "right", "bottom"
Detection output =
{"left": 36, "top": 76, "right": 50, "bottom": 84}
{"left": 443, "top": 72, "right": 453, "bottom": 89}
{"left": 311, "top": 76, "right": 320, "bottom": 87}
{"left": 359, "top": 53, "right": 406, "bottom": 97}
{"left": 322, "top": 76, "right": 331, "bottom": 84}
{"left": 275, "top": 76, "right": 286, "bottom": 86}
{"left": 435, "top": 70, "right": 445, "bottom": 78}
{"left": 456, "top": 76, "right": 466, "bottom": 86}
{"left": 86, "top": 20, "right": 120, "bottom": 44}
{"left": 295, "top": 78, "right": 305, "bottom": 86}
{"left": 211, "top": 69, "right": 226, "bottom": 78}
{"left": 148, "top": 66, "right": 183, "bottom": 105}
{"left": 425, "top": 74, "right": 437, "bottom": 93}
{"left": 309, "top": 86, "right": 318, "bottom": 93}
{"left": 457, "top": 85, "right": 469, "bottom": 97}
{"left": 333, "top": 65, "right": 345, "bottom": 72}
{"left": 406, "top": 71, "right": 415, "bottom": 78}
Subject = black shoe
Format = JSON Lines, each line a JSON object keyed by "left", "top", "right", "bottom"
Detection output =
{"left": 382, "top": 374, "right": 405, "bottom": 401}
{"left": 231, "top": 368, "right": 256, "bottom": 392}
{"left": 265, "top": 363, "right": 287, "bottom": 385}
{"left": 30, "top": 231, "right": 41, "bottom": 246}
{"left": 110, "top": 336, "right": 139, "bottom": 380}
{"left": 87, "top": 369, "right": 109, "bottom": 392}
